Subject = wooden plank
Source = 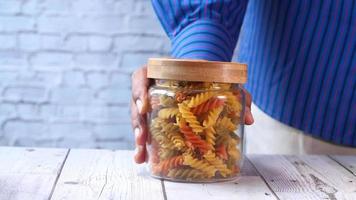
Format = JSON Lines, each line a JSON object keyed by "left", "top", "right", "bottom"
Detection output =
{"left": 241, "top": 156, "right": 259, "bottom": 176}
{"left": 164, "top": 157, "right": 276, "bottom": 200}
{"left": 164, "top": 176, "right": 277, "bottom": 200}
{"left": 330, "top": 155, "right": 356, "bottom": 176}
{"left": 51, "top": 149, "right": 164, "bottom": 200}
{"left": 0, "top": 147, "right": 69, "bottom": 200}
{"left": 249, "top": 155, "right": 356, "bottom": 200}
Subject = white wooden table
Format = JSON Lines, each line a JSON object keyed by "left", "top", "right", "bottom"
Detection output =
{"left": 1, "top": 147, "right": 355, "bottom": 200}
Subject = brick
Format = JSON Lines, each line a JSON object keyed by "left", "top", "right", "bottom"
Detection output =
{"left": 62, "top": 71, "right": 86, "bottom": 86}
{"left": 38, "top": 0, "right": 72, "bottom": 15}
{"left": 86, "top": 72, "right": 109, "bottom": 89}
{"left": 128, "top": 15, "right": 165, "bottom": 35}
{"left": 39, "top": 104, "right": 58, "bottom": 121}
{"left": 3, "top": 121, "right": 48, "bottom": 140}
{"left": 18, "top": 33, "right": 41, "bottom": 51}
{"left": 38, "top": 16, "right": 126, "bottom": 34}
{"left": 17, "top": 104, "right": 42, "bottom": 120}
{"left": 0, "top": 1, "right": 21, "bottom": 15}
{"left": 0, "top": 103, "right": 16, "bottom": 117}
{"left": 35, "top": 72, "right": 62, "bottom": 87}
{"left": 113, "top": 35, "right": 163, "bottom": 52}
{"left": 134, "top": 1, "right": 154, "bottom": 16}
{"left": 21, "top": 0, "right": 41, "bottom": 15}
{"left": 88, "top": 36, "right": 112, "bottom": 52}
{"left": 0, "top": 35, "right": 16, "bottom": 50}
{"left": 2, "top": 86, "right": 47, "bottom": 103}
{"left": 0, "top": 16, "right": 35, "bottom": 32}
{"left": 13, "top": 71, "right": 62, "bottom": 87}
{"left": 56, "top": 138, "right": 96, "bottom": 148}
{"left": 95, "top": 140, "right": 134, "bottom": 150}
{"left": 41, "top": 105, "right": 82, "bottom": 122}
{"left": 74, "top": 53, "right": 118, "bottom": 70}
{"left": 51, "top": 87, "right": 94, "bottom": 104}
{"left": 78, "top": 16, "right": 127, "bottom": 34}
{"left": 110, "top": 73, "right": 130, "bottom": 87}
{"left": 0, "top": 51, "right": 27, "bottom": 69}
{"left": 96, "top": 87, "right": 131, "bottom": 104}
{"left": 93, "top": 124, "right": 127, "bottom": 140}
{"left": 48, "top": 122, "right": 93, "bottom": 140}
{"left": 40, "top": 35, "right": 63, "bottom": 50}
{"left": 82, "top": 105, "right": 130, "bottom": 123}
{"left": 121, "top": 52, "right": 160, "bottom": 70}
{"left": 161, "top": 37, "right": 172, "bottom": 54}
{"left": 71, "top": 0, "right": 134, "bottom": 15}
{"left": 37, "top": 16, "right": 76, "bottom": 33}
{"left": 63, "top": 35, "right": 88, "bottom": 52}
{"left": 57, "top": 105, "right": 82, "bottom": 120}
{"left": 14, "top": 138, "right": 56, "bottom": 147}
{"left": 30, "top": 52, "right": 73, "bottom": 71}
{"left": 0, "top": 71, "right": 17, "bottom": 86}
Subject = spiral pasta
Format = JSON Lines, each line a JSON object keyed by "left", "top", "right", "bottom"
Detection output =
{"left": 183, "top": 153, "right": 217, "bottom": 178}
{"left": 167, "top": 169, "right": 207, "bottom": 180}
{"left": 158, "top": 108, "right": 179, "bottom": 119}
{"left": 153, "top": 155, "right": 184, "bottom": 176}
{"left": 179, "top": 119, "right": 211, "bottom": 153}
{"left": 203, "top": 151, "right": 232, "bottom": 177}
{"left": 184, "top": 91, "right": 216, "bottom": 108}
{"left": 203, "top": 106, "right": 223, "bottom": 128}
{"left": 191, "top": 98, "right": 225, "bottom": 115}
{"left": 149, "top": 82, "right": 243, "bottom": 181}
{"left": 178, "top": 103, "right": 204, "bottom": 133}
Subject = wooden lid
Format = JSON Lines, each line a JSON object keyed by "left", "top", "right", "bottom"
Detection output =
{"left": 147, "top": 58, "right": 247, "bottom": 83}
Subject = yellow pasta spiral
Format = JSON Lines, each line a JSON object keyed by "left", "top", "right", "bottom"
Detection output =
{"left": 205, "top": 126, "right": 216, "bottom": 150}
{"left": 222, "top": 91, "right": 242, "bottom": 113}
{"left": 204, "top": 151, "right": 232, "bottom": 177}
{"left": 158, "top": 148, "right": 178, "bottom": 160}
{"left": 159, "top": 95, "right": 175, "bottom": 107}
{"left": 216, "top": 117, "right": 237, "bottom": 132}
{"left": 167, "top": 169, "right": 207, "bottom": 180}
{"left": 227, "top": 139, "right": 241, "bottom": 162}
{"left": 158, "top": 108, "right": 179, "bottom": 119}
{"left": 185, "top": 92, "right": 216, "bottom": 108}
{"left": 183, "top": 153, "right": 217, "bottom": 177}
{"left": 203, "top": 106, "right": 223, "bottom": 128}
{"left": 178, "top": 103, "right": 204, "bottom": 133}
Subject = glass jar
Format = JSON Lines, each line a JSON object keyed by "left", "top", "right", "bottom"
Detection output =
{"left": 146, "top": 58, "right": 247, "bottom": 183}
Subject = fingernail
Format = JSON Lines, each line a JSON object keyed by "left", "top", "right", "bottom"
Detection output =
{"left": 136, "top": 99, "right": 143, "bottom": 113}
{"left": 134, "top": 127, "right": 140, "bottom": 139}
{"left": 135, "top": 145, "right": 143, "bottom": 155}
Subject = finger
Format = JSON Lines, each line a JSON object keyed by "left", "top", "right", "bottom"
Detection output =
{"left": 131, "top": 66, "right": 150, "bottom": 114}
{"left": 245, "top": 106, "right": 254, "bottom": 125}
{"left": 134, "top": 144, "right": 146, "bottom": 164}
{"left": 131, "top": 99, "right": 147, "bottom": 146}
{"left": 242, "top": 88, "right": 252, "bottom": 108}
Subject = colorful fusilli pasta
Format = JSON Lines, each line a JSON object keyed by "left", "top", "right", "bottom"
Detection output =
{"left": 148, "top": 81, "right": 243, "bottom": 182}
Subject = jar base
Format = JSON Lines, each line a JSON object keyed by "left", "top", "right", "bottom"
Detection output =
{"left": 150, "top": 173, "right": 241, "bottom": 183}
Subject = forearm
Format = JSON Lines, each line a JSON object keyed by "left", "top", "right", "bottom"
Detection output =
{"left": 152, "top": 0, "right": 249, "bottom": 61}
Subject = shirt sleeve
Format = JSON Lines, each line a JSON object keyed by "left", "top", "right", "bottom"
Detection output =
{"left": 152, "top": 0, "right": 248, "bottom": 61}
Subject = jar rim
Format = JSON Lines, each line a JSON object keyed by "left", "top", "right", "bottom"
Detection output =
{"left": 147, "top": 58, "right": 247, "bottom": 84}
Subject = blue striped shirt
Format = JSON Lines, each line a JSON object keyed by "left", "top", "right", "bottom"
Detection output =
{"left": 152, "top": 0, "right": 356, "bottom": 147}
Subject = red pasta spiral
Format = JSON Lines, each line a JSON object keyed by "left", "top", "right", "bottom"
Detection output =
{"left": 152, "top": 155, "right": 184, "bottom": 175}
{"left": 216, "top": 144, "right": 228, "bottom": 160}
{"left": 191, "top": 98, "right": 225, "bottom": 115}
{"left": 179, "top": 122, "right": 210, "bottom": 153}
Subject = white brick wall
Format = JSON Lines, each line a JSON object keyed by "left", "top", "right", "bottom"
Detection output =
{"left": 0, "top": 0, "right": 170, "bottom": 149}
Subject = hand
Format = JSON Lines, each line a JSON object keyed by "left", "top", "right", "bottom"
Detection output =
{"left": 131, "top": 66, "right": 150, "bottom": 164}
{"left": 131, "top": 66, "right": 254, "bottom": 164}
